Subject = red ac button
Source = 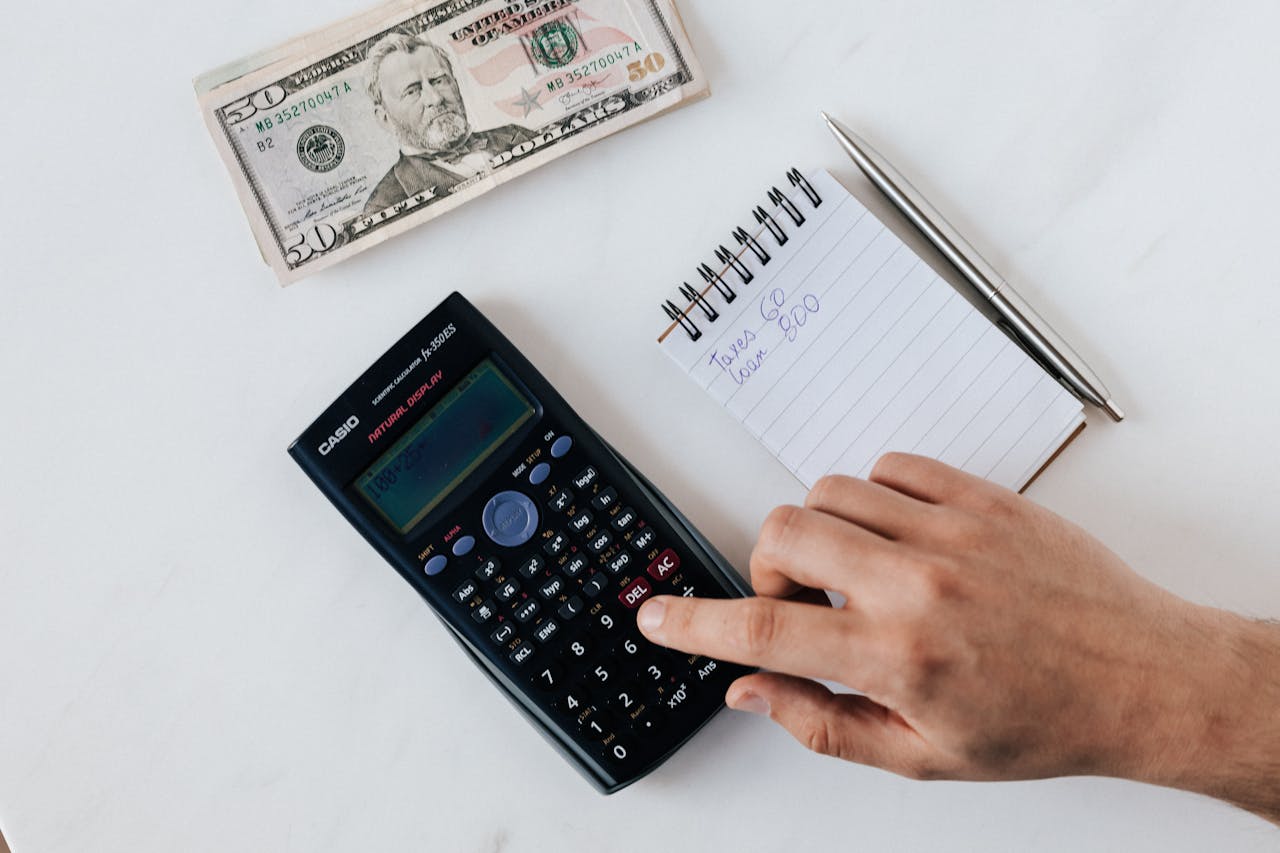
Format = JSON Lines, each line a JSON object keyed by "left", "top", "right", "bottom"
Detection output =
{"left": 647, "top": 548, "right": 681, "bottom": 582}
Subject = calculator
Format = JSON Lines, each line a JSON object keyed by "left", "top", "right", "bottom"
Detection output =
{"left": 288, "top": 293, "right": 754, "bottom": 793}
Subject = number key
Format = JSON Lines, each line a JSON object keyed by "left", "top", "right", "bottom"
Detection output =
{"left": 556, "top": 687, "right": 589, "bottom": 717}
{"left": 592, "top": 609, "right": 621, "bottom": 639}
{"left": 588, "top": 660, "right": 618, "bottom": 689}
{"left": 532, "top": 661, "right": 565, "bottom": 691}
{"left": 563, "top": 635, "right": 593, "bottom": 661}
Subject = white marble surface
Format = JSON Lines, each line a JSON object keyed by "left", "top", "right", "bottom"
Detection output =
{"left": 3, "top": 1, "right": 1280, "bottom": 850}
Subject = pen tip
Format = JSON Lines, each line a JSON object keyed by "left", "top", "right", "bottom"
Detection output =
{"left": 1103, "top": 400, "right": 1125, "bottom": 423}
{"left": 819, "top": 110, "right": 832, "bottom": 123}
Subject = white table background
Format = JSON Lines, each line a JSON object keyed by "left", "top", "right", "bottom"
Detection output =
{"left": 4, "top": 1, "right": 1280, "bottom": 850}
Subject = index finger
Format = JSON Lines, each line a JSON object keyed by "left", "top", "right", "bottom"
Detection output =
{"left": 636, "top": 594, "right": 884, "bottom": 692}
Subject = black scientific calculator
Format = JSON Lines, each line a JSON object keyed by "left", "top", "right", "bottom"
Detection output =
{"left": 288, "top": 293, "right": 753, "bottom": 793}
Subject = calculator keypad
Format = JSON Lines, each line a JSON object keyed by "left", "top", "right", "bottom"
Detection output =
{"left": 436, "top": 431, "right": 747, "bottom": 779}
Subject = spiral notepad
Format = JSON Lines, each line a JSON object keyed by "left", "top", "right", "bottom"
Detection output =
{"left": 657, "top": 168, "right": 1085, "bottom": 493}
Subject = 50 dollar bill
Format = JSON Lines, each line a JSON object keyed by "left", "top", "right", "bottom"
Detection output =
{"left": 196, "top": 0, "right": 707, "bottom": 284}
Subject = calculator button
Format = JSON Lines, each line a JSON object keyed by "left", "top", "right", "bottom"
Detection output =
{"left": 514, "top": 599, "right": 541, "bottom": 623}
{"left": 517, "top": 554, "right": 546, "bottom": 580}
{"left": 587, "top": 660, "right": 619, "bottom": 690}
{"left": 548, "top": 489, "right": 574, "bottom": 513}
{"left": 660, "top": 681, "right": 695, "bottom": 713}
{"left": 495, "top": 579, "right": 522, "bottom": 603}
{"left": 562, "top": 553, "right": 589, "bottom": 578}
{"left": 591, "top": 609, "right": 622, "bottom": 638}
{"left": 605, "top": 737, "right": 634, "bottom": 762}
{"left": 482, "top": 491, "right": 540, "bottom": 548}
{"left": 568, "top": 511, "right": 594, "bottom": 535}
{"left": 424, "top": 555, "right": 448, "bottom": 577}
{"left": 611, "top": 508, "right": 638, "bottom": 533}
{"left": 630, "top": 528, "right": 657, "bottom": 553}
{"left": 557, "top": 597, "right": 585, "bottom": 621}
{"left": 491, "top": 623, "right": 517, "bottom": 645}
{"left": 562, "top": 634, "right": 593, "bottom": 661}
{"left": 452, "top": 579, "right": 479, "bottom": 604}
{"left": 590, "top": 488, "right": 619, "bottom": 512}
{"left": 619, "top": 576, "right": 654, "bottom": 610}
{"left": 474, "top": 557, "right": 502, "bottom": 582}
{"left": 551, "top": 435, "right": 573, "bottom": 458}
{"left": 692, "top": 657, "right": 724, "bottom": 683}
{"left": 451, "top": 536, "right": 475, "bottom": 557}
{"left": 509, "top": 643, "right": 535, "bottom": 666}
{"left": 538, "top": 576, "right": 565, "bottom": 600}
{"left": 604, "top": 551, "right": 633, "bottom": 576}
{"left": 631, "top": 707, "right": 666, "bottom": 737}
{"left": 556, "top": 687, "right": 589, "bottom": 717}
{"left": 616, "top": 633, "right": 645, "bottom": 661}
{"left": 543, "top": 532, "right": 570, "bottom": 558}
{"left": 529, "top": 463, "right": 551, "bottom": 486}
{"left": 571, "top": 466, "right": 598, "bottom": 490}
{"left": 583, "top": 573, "right": 609, "bottom": 599}
{"left": 608, "top": 682, "right": 643, "bottom": 714}
{"left": 639, "top": 659, "right": 670, "bottom": 685}
{"left": 586, "top": 530, "right": 614, "bottom": 555}
{"left": 647, "top": 548, "right": 681, "bottom": 582}
{"left": 532, "top": 661, "right": 564, "bottom": 690}
{"left": 534, "top": 620, "right": 561, "bottom": 645}
{"left": 471, "top": 600, "right": 498, "bottom": 624}
{"left": 581, "top": 708, "right": 615, "bottom": 741}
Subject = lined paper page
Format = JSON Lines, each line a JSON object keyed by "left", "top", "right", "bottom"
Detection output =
{"left": 659, "top": 170, "right": 1084, "bottom": 492}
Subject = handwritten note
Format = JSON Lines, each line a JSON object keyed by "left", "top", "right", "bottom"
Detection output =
{"left": 660, "top": 170, "right": 1084, "bottom": 492}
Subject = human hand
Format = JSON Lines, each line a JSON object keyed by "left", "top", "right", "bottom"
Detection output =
{"left": 636, "top": 453, "right": 1280, "bottom": 812}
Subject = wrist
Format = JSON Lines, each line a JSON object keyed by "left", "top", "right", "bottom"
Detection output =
{"left": 1129, "top": 607, "right": 1280, "bottom": 823}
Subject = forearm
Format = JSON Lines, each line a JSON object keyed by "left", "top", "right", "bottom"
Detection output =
{"left": 1136, "top": 611, "right": 1280, "bottom": 825}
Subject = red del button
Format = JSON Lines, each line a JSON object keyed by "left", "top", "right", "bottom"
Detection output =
{"left": 647, "top": 548, "right": 680, "bottom": 581}
{"left": 619, "top": 577, "right": 654, "bottom": 609}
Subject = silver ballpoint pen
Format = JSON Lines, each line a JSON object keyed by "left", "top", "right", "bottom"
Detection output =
{"left": 821, "top": 112, "right": 1124, "bottom": 423}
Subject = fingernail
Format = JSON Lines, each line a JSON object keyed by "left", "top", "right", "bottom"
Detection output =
{"left": 636, "top": 598, "right": 666, "bottom": 634}
{"left": 730, "top": 691, "right": 770, "bottom": 716}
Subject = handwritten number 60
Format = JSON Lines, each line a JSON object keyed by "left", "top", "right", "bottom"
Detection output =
{"left": 763, "top": 289, "right": 821, "bottom": 342}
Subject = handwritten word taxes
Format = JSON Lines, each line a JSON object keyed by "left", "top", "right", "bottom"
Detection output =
{"left": 709, "top": 287, "right": 822, "bottom": 387}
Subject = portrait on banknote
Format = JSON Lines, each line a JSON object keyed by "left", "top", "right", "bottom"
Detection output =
{"left": 362, "top": 32, "right": 537, "bottom": 214}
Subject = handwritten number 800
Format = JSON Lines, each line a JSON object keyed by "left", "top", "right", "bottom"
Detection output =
{"left": 761, "top": 288, "right": 821, "bottom": 342}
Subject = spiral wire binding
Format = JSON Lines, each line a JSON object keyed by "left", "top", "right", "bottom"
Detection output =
{"left": 732, "top": 226, "right": 772, "bottom": 265}
{"left": 661, "top": 167, "right": 824, "bottom": 341}
{"left": 753, "top": 206, "right": 788, "bottom": 245}
{"left": 698, "top": 262, "right": 736, "bottom": 303}
{"left": 713, "top": 244, "right": 753, "bottom": 286}
{"left": 663, "top": 300, "right": 701, "bottom": 341}
{"left": 678, "top": 283, "right": 719, "bottom": 322}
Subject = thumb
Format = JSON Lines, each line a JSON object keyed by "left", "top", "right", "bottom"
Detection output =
{"left": 726, "top": 672, "right": 942, "bottom": 779}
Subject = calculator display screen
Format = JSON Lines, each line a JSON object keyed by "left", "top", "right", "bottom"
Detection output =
{"left": 355, "top": 359, "right": 535, "bottom": 533}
